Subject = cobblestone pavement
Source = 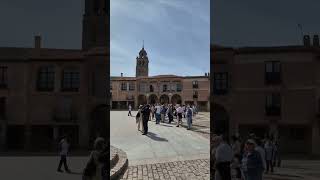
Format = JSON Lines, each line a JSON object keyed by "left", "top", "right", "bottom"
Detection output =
{"left": 120, "top": 159, "right": 210, "bottom": 180}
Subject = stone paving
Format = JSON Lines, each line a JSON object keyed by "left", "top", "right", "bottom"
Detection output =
{"left": 110, "top": 111, "right": 210, "bottom": 166}
{"left": 120, "top": 159, "right": 210, "bottom": 180}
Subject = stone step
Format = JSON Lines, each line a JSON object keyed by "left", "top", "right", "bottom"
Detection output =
{"left": 110, "top": 147, "right": 119, "bottom": 169}
{"left": 110, "top": 146, "right": 128, "bottom": 180}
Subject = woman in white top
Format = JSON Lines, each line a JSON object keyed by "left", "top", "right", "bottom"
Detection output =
{"left": 136, "top": 105, "right": 144, "bottom": 132}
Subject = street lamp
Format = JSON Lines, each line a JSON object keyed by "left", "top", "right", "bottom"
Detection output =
{"left": 146, "top": 93, "right": 149, "bottom": 105}
{"left": 168, "top": 93, "right": 172, "bottom": 105}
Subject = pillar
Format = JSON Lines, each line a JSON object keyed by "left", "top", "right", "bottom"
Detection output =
{"left": 0, "top": 121, "right": 7, "bottom": 151}
{"left": 312, "top": 119, "right": 320, "bottom": 155}
{"left": 24, "top": 124, "right": 32, "bottom": 151}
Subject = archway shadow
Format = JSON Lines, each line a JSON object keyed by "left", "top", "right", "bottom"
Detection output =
{"left": 146, "top": 132, "right": 168, "bottom": 142}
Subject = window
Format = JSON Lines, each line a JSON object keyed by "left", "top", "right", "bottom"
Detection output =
{"left": 62, "top": 68, "right": 80, "bottom": 92}
{"left": 265, "top": 61, "right": 281, "bottom": 84}
{"left": 37, "top": 66, "right": 55, "bottom": 91}
{"left": 129, "top": 83, "right": 135, "bottom": 91}
{"left": 193, "top": 91, "right": 198, "bottom": 98}
{"left": 213, "top": 72, "right": 228, "bottom": 95}
{"left": 121, "top": 82, "right": 127, "bottom": 91}
{"left": 163, "top": 84, "right": 168, "bottom": 92}
{"left": 139, "top": 83, "right": 146, "bottom": 92}
{"left": 192, "top": 81, "right": 198, "bottom": 88}
{"left": 176, "top": 84, "right": 182, "bottom": 92}
{"left": 265, "top": 93, "right": 281, "bottom": 116}
{"left": 0, "top": 66, "right": 8, "bottom": 88}
{"left": 149, "top": 85, "right": 154, "bottom": 92}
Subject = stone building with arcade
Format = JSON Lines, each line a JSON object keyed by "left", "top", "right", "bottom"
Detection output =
{"left": 212, "top": 35, "right": 320, "bottom": 155}
{"left": 0, "top": 0, "right": 108, "bottom": 151}
{"left": 111, "top": 47, "right": 210, "bottom": 111}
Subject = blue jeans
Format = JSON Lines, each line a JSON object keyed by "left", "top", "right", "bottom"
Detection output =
{"left": 155, "top": 113, "right": 161, "bottom": 124}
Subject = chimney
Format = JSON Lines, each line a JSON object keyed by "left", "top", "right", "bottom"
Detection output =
{"left": 121, "top": 73, "right": 123, "bottom": 77}
{"left": 303, "top": 35, "right": 311, "bottom": 47}
{"left": 313, "top": 35, "right": 319, "bottom": 47}
{"left": 34, "top": 35, "right": 41, "bottom": 49}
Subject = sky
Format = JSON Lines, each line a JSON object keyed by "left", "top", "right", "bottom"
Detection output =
{"left": 211, "top": 0, "right": 320, "bottom": 47}
{"left": 110, "top": 0, "right": 210, "bottom": 77}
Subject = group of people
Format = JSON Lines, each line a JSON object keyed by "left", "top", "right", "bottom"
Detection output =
{"left": 213, "top": 133, "right": 281, "bottom": 180}
{"left": 134, "top": 103, "right": 198, "bottom": 135}
{"left": 56, "top": 135, "right": 108, "bottom": 180}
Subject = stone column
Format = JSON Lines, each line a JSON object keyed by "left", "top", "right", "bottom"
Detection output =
{"left": 24, "top": 124, "right": 32, "bottom": 151}
{"left": 0, "top": 121, "right": 7, "bottom": 151}
{"left": 312, "top": 119, "right": 320, "bottom": 155}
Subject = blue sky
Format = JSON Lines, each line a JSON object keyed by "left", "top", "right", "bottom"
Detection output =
{"left": 211, "top": 0, "right": 320, "bottom": 47}
{"left": 110, "top": 0, "right": 210, "bottom": 77}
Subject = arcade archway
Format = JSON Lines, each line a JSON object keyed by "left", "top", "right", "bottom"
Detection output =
{"left": 137, "top": 95, "right": 147, "bottom": 106}
{"left": 159, "top": 94, "right": 169, "bottom": 104}
{"left": 212, "top": 103, "right": 230, "bottom": 137}
{"left": 171, "top": 94, "right": 182, "bottom": 105}
{"left": 90, "top": 104, "right": 107, "bottom": 146}
{"left": 148, "top": 94, "right": 158, "bottom": 105}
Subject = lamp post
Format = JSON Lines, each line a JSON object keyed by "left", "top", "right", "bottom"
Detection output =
{"left": 146, "top": 93, "right": 149, "bottom": 105}
{"left": 168, "top": 93, "right": 172, "bottom": 105}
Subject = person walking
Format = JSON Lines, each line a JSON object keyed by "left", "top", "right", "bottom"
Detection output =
{"left": 83, "top": 137, "right": 106, "bottom": 180}
{"left": 151, "top": 105, "right": 155, "bottom": 120}
{"left": 136, "top": 105, "right": 144, "bottom": 132}
{"left": 155, "top": 103, "right": 161, "bottom": 124}
{"left": 176, "top": 104, "right": 183, "bottom": 127}
{"left": 57, "top": 136, "right": 71, "bottom": 173}
{"left": 141, "top": 104, "right": 151, "bottom": 135}
{"left": 264, "top": 138, "right": 275, "bottom": 173}
{"left": 160, "top": 105, "right": 166, "bottom": 123}
{"left": 241, "top": 139, "right": 264, "bottom": 180}
{"left": 214, "top": 135, "right": 233, "bottom": 180}
{"left": 186, "top": 105, "right": 193, "bottom": 130}
{"left": 167, "top": 104, "right": 174, "bottom": 124}
{"left": 255, "top": 138, "right": 266, "bottom": 177}
{"left": 128, "top": 104, "right": 132, "bottom": 116}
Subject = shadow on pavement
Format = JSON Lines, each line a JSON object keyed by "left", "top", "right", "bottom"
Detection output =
{"left": 146, "top": 132, "right": 168, "bottom": 142}
{"left": 159, "top": 124, "right": 173, "bottom": 127}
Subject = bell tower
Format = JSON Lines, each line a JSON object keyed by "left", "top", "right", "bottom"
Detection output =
{"left": 82, "top": 0, "right": 109, "bottom": 50}
{"left": 136, "top": 43, "right": 149, "bottom": 77}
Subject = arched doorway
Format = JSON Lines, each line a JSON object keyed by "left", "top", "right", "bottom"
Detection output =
{"left": 148, "top": 94, "right": 158, "bottom": 105}
{"left": 137, "top": 95, "right": 147, "bottom": 106}
{"left": 171, "top": 94, "right": 182, "bottom": 105}
{"left": 90, "top": 104, "right": 108, "bottom": 146}
{"left": 159, "top": 94, "right": 169, "bottom": 105}
{"left": 212, "top": 103, "right": 229, "bottom": 137}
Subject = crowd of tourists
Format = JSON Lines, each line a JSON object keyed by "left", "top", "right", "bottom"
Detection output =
{"left": 134, "top": 103, "right": 198, "bottom": 135}
{"left": 212, "top": 133, "right": 281, "bottom": 180}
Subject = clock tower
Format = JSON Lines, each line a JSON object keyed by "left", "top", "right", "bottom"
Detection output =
{"left": 136, "top": 45, "right": 149, "bottom": 77}
{"left": 82, "top": 0, "right": 109, "bottom": 50}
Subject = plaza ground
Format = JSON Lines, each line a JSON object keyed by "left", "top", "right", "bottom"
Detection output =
{"left": 110, "top": 111, "right": 210, "bottom": 166}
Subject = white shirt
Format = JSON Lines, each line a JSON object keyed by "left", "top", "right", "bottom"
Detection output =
{"left": 59, "top": 139, "right": 69, "bottom": 156}
{"left": 155, "top": 105, "right": 161, "bottom": 114}
{"left": 176, "top": 106, "right": 183, "bottom": 114}
{"left": 215, "top": 142, "right": 233, "bottom": 163}
{"left": 129, "top": 105, "right": 132, "bottom": 111}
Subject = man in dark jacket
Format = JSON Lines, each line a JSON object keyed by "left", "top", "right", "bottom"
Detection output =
{"left": 141, "top": 104, "right": 151, "bottom": 135}
{"left": 242, "top": 139, "right": 264, "bottom": 180}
